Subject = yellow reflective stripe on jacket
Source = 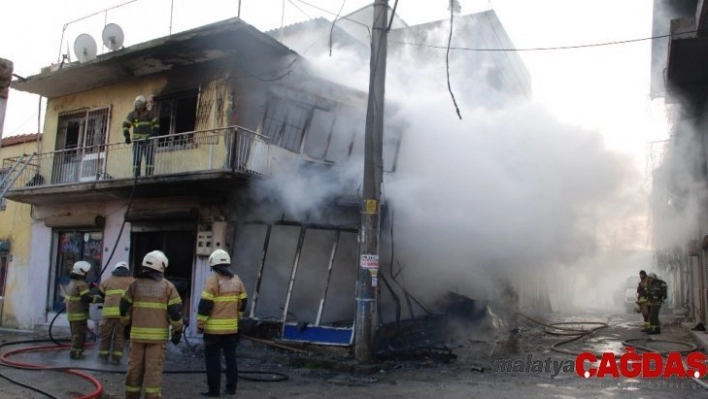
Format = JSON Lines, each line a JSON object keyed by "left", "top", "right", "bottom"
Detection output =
{"left": 145, "top": 387, "right": 162, "bottom": 394}
{"left": 205, "top": 318, "right": 238, "bottom": 332}
{"left": 196, "top": 314, "right": 208, "bottom": 322}
{"left": 213, "top": 295, "right": 239, "bottom": 302}
{"left": 201, "top": 291, "right": 215, "bottom": 300}
{"left": 102, "top": 306, "right": 120, "bottom": 317}
{"left": 66, "top": 296, "right": 81, "bottom": 302}
{"left": 105, "top": 289, "right": 125, "bottom": 296}
{"left": 134, "top": 302, "right": 167, "bottom": 310}
{"left": 68, "top": 313, "right": 89, "bottom": 321}
{"left": 168, "top": 297, "right": 181, "bottom": 306}
{"left": 130, "top": 326, "right": 169, "bottom": 341}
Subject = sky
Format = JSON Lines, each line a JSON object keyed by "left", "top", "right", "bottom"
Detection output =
{"left": 0, "top": 0, "right": 673, "bottom": 307}
{"left": 0, "top": 0, "right": 668, "bottom": 161}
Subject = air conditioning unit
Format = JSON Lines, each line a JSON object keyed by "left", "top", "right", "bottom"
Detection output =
{"left": 79, "top": 152, "right": 105, "bottom": 182}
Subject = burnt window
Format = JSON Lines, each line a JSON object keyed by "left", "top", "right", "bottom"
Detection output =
{"left": 154, "top": 90, "right": 199, "bottom": 151}
{"left": 50, "top": 230, "right": 103, "bottom": 312}
{"left": 262, "top": 97, "right": 312, "bottom": 153}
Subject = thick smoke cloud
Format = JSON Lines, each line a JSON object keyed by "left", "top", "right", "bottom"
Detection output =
{"left": 251, "top": 20, "right": 645, "bottom": 309}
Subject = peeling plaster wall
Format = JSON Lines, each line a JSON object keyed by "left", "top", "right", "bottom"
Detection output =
{"left": 0, "top": 139, "right": 41, "bottom": 328}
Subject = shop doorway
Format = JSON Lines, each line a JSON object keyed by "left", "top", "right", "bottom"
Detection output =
{"left": 130, "top": 230, "right": 195, "bottom": 311}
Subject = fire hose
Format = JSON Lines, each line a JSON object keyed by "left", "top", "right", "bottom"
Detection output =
{"left": 518, "top": 312, "right": 707, "bottom": 390}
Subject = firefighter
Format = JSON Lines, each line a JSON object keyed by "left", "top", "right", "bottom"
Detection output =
{"left": 120, "top": 250, "right": 183, "bottom": 399}
{"left": 647, "top": 273, "right": 668, "bottom": 335}
{"left": 636, "top": 270, "right": 650, "bottom": 332}
{"left": 196, "top": 249, "right": 248, "bottom": 397}
{"left": 123, "top": 95, "right": 159, "bottom": 177}
{"left": 65, "top": 260, "right": 101, "bottom": 360}
{"left": 98, "top": 261, "right": 135, "bottom": 364}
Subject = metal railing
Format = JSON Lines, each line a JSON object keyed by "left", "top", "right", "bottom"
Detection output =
{"left": 5, "top": 126, "right": 271, "bottom": 190}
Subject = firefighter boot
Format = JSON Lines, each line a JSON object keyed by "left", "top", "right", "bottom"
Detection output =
{"left": 640, "top": 322, "right": 650, "bottom": 332}
{"left": 647, "top": 327, "right": 661, "bottom": 335}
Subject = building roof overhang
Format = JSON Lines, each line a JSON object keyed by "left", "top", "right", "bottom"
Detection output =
{"left": 11, "top": 18, "right": 299, "bottom": 98}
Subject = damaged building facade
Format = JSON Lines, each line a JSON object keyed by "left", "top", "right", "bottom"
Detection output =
{"left": 1, "top": 4, "right": 530, "bottom": 350}
{"left": 3, "top": 18, "right": 397, "bottom": 343}
{"left": 650, "top": 0, "right": 708, "bottom": 327}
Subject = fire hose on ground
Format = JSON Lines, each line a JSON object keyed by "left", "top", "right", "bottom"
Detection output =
{"left": 517, "top": 312, "right": 708, "bottom": 389}
{"left": 0, "top": 309, "right": 290, "bottom": 399}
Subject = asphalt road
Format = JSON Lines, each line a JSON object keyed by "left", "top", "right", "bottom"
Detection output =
{"left": 0, "top": 310, "right": 706, "bottom": 398}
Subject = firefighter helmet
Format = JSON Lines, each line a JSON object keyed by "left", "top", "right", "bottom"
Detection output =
{"left": 142, "top": 250, "right": 168, "bottom": 273}
{"left": 113, "top": 261, "right": 129, "bottom": 272}
{"left": 134, "top": 95, "right": 147, "bottom": 108}
{"left": 72, "top": 261, "right": 92, "bottom": 276}
{"left": 208, "top": 249, "right": 231, "bottom": 267}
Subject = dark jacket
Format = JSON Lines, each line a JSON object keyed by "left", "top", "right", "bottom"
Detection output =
{"left": 123, "top": 108, "right": 159, "bottom": 141}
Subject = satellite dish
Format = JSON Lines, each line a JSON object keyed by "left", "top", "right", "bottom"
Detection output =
{"left": 102, "top": 23, "right": 125, "bottom": 51}
{"left": 74, "top": 34, "right": 97, "bottom": 63}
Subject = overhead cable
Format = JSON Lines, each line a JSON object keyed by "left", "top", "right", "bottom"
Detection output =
{"left": 390, "top": 29, "right": 703, "bottom": 52}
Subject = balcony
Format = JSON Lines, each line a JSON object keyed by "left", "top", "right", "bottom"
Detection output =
{"left": 3, "top": 126, "right": 270, "bottom": 205}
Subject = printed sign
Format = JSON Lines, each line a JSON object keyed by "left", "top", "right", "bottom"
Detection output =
{"left": 360, "top": 254, "right": 379, "bottom": 269}
{"left": 364, "top": 200, "right": 378, "bottom": 214}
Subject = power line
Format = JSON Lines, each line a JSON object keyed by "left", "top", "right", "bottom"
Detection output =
{"left": 389, "top": 29, "right": 699, "bottom": 52}
{"left": 291, "top": 0, "right": 371, "bottom": 37}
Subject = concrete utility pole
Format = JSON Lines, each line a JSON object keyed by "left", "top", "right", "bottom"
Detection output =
{"left": 0, "top": 58, "right": 13, "bottom": 151}
{"left": 354, "top": 0, "right": 388, "bottom": 363}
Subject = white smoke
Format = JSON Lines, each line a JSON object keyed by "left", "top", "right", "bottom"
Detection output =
{"left": 250, "top": 14, "right": 647, "bottom": 311}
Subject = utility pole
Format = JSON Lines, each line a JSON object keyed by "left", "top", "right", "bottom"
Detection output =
{"left": 355, "top": 0, "right": 388, "bottom": 363}
{"left": 0, "top": 58, "right": 13, "bottom": 151}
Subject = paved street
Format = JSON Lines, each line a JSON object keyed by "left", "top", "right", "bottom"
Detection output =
{"left": 1, "top": 311, "right": 706, "bottom": 398}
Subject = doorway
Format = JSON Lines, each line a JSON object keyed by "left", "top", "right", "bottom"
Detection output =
{"left": 130, "top": 230, "right": 195, "bottom": 308}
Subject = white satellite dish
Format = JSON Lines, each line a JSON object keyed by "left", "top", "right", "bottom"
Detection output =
{"left": 102, "top": 23, "right": 125, "bottom": 51}
{"left": 74, "top": 34, "right": 97, "bottom": 63}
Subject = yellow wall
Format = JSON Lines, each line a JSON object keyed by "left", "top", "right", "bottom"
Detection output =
{"left": 40, "top": 74, "right": 234, "bottom": 181}
{"left": 0, "top": 138, "right": 41, "bottom": 328}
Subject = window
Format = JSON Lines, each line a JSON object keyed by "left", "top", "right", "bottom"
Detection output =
{"left": 154, "top": 90, "right": 199, "bottom": 150}
{"left": 262, "top": 97, "right": 312, "bottom": 153}
{"left": 54, "top": 108, "right": 110, "bottom": 183}
{"left": 304, "top": 109, "right": 336, "bottom": 160}
{"left": 51, "top": 231, "right": 103, "bottom": 311}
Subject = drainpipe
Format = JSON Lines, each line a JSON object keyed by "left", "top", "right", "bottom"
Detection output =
{"left": 0, "top": 58, "right": 13, "bottom": 152}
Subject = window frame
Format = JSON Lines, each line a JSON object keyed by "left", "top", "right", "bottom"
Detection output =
{"left": 153, "top": 90, "right": 200, "bottom": 152}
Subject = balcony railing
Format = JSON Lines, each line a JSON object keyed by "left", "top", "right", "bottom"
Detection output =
{"left": 4, "top": 126, "right": 270, "bottom": 191}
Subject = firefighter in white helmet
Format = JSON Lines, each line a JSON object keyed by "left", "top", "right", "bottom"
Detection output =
{"left": 196, "top": 248, "right": 248, "bottom": 397}
{"left": 122, "top": 94, "right": 159, "bottom": 177}
{"left": 65, "top": 260, "right": 102, "bottom": 360}
{"left": 120, "top": 251, "right": 183, "bottom": 399}
{"left": 97, "top": 261, "right": 135, "bottom": 364}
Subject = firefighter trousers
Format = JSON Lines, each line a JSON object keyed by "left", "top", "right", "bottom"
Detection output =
{"left": 69, "top": 321, "right": 87, "bottom": 359}
{"left": 99, "top": 318, "right": 126, "bottom": 361}
{"left": 125, "top": 342, "right": 166, "bottom": 399}
{"left": 132, "top": 139, "right": 155, "bottom": 177}
{"left": 649, "top": 303, "right": 662, "bottom": 332}
{"left": 640, "top": 302, "right": 650, "bottom": 324}
{"left": 204, "top": 333, "right": 239, "bottom": 394}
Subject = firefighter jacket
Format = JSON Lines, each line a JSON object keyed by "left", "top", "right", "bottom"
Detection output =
{"left": 119, "top": 274, "right": 183, "bottom": 343}
{"left": 99, "top": 274, "right": 135, "bottom": 319}
{"left": 648, "top": 279, "right": 668, "bottom": 306}
{"left": 122, "top": 108, "right": 159, "bottom": 141}
{"left": 637, "top": 277, "right": 649, "bottom": 303}
{"left": 66, "top": 276, "right": 98, "bottom": 322}
{"left": 197, "top": 268, "right": 247, "bottom": 335}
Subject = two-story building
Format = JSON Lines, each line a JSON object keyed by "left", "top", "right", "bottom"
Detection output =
{"left": 5, "top": 17, "right": 407, "bottom": 345}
